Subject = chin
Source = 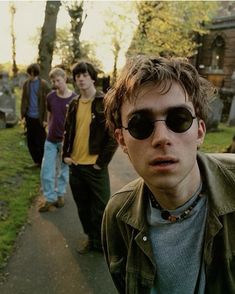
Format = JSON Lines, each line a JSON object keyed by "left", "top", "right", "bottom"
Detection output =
{"left": 148, "top": 177, "right": 177, "bottom": 190}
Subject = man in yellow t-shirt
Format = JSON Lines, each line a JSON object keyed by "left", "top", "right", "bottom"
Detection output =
{"left": 63, "top": 61, "right": 117, "bottom": 254}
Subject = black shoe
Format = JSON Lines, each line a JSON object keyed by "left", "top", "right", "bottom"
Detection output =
{"left": 38, "top": 201, "right": 57, "bottom": 212}
{"left": 76, "top": 240, "right": 94, "bottom": 254}
{"left": 54, "top": 196, "right": 65, "bottom": 208}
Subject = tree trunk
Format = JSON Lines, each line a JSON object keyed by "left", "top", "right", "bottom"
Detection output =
{"left": 67, "top": 1, "right": 86, "bottom": 63}
{"left": 10, "top": 3, "right": 18, "bottom": 77}
{"left": 38, "top": 1, "right": 61, "bottom": 81}
{"left": 112, "top": 40, "right": 120, "bottom": 85}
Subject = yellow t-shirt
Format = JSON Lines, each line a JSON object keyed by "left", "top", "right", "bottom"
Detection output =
{"left": 71, "top": 98, "right": 98, "bottom": 165}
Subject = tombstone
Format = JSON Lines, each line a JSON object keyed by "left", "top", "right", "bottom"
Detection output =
{"left": 219, "top": 87, "right": 234, "bottom": 122}
{"left": 206, "top": 96, "right": 224, "bottom": 131}
{"left": 227, "top": 71, "right": 235, "bottom": 126}
{"left": 0, "top": 71, "right": 18, "bottom": 128}
{"left": 12, "top": 72, "right": 28, "bottom": 88}
{"left": 228, "top": 96, "right": 235, "bottom": 126}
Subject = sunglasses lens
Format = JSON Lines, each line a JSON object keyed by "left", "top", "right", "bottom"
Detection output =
{"left": 128, "top": 113, "right": 154, "bottom": 140}
{"left": 166, "top": 107, "right": 193, "bottom": 133}
{"left": 126, "top": 107, "right": 194, "bottom": 139}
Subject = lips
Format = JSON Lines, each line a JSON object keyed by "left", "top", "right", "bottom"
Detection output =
{"left": 149, "top": 157, "right": 178, "bottom": 166}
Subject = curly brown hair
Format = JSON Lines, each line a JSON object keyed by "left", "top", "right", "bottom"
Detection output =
{"left": 104, "top": 55, "right": 215, "bottom": 134}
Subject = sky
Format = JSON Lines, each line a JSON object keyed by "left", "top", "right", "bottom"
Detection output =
{"left": 0, "top": 0, "right": 137, "bottom": 73}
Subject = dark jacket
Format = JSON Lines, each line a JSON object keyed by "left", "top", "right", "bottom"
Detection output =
{"left": 102, "top": 152, "right": 235, "bottom": 294}
{"left": 21, "top": 77, "right": 51, "bottom": 124}
{"left": 62, "top": 92, "right": 118, "bottom": 168}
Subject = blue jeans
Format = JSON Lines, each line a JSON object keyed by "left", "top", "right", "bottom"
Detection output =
{"left": 40, "top": 140, "right": 69, "bottom": 202}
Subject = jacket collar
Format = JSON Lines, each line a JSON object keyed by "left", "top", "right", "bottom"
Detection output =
{"left": 197, "top": 152, "right": 235, "bottom": 215}
{"left": 116, "top": 178, "right": 147, "bottom": 231}
{"left": 77, "top": 90, "right": 104, "bottom": 100}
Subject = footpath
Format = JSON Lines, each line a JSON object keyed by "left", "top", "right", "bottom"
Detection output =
{"left": 0, "top": 148, "right": 137, "bottom": 294}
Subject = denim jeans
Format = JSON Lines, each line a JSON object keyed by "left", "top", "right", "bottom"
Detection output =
{"left": 41, "top": 140, "right": 69, "bottom": 202}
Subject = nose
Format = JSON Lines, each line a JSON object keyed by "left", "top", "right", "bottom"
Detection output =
{"left": 151, "top": 120, "right": 171, "bottom": 147}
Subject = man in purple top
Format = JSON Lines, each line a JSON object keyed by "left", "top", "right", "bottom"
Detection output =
{"left": 39, "top": 67, "right": 76, "bottom": 212}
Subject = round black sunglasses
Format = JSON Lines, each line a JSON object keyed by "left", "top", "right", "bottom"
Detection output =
{"left": 122, "top": 107, "right": 196, "bottom": 140}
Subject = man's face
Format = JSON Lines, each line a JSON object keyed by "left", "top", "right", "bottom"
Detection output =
{"left": 115, "top": 82, "right": 206, "bottom": 193}
{"left": 28, "top": 72, "right": 37, "bottom": 81}
{"left": 50, "top": 75, "right": 66, "bottom": 91}
{"left": 75, "top": 72, "right": 95, "bottom": 91}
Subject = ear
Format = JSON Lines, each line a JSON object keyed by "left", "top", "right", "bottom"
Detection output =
{"left": 197, "top": 119, "right": 206, "bottom": 147}
{"left": 114, "top": 128, "right": 128, "bottom": 154}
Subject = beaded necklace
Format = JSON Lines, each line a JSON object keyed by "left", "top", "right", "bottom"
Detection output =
{"left": 148, "top": 183, "right": 203, "bottom": 223}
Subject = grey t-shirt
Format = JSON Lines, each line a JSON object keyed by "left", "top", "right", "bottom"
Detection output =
{"left": 148, "top": 188, "right": 207, "bottom": 294}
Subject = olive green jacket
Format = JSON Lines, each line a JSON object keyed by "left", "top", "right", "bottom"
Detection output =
{"left": 102, "top": 152, "right": 235, "bottom": 294}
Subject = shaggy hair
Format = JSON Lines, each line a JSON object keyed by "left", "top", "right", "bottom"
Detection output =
{"left": 104, "top": 55, "right": 215, "bottom": 134}
{"left": 71, "top": 61, "right": 97, "bottom": 83}
{"left": 27, "top": 63, "right": 40, "bottom": 76}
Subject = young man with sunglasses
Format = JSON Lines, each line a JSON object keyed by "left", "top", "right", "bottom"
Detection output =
{"left": 102, "top": 56, "right": 235, "bottom": 294}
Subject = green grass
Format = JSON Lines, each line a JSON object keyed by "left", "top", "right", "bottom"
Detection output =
{"left": 201, "top": 123, "right": 235, "bottom": 153}
{"left": 0, "top": 125, "right": 40, "bottom": 270}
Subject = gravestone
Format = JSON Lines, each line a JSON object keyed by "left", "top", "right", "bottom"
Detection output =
{"left": 219, "top": 87, "right": 234, "bottom": 122}
{"left": 12, "top": 72, "right": 28, "bottom": 88}
{"left": 206, "top": 96, "right": 224, "bottom": 131}
{"left": 228, "top": 96, "right": 235, "bottom": 126}
{"left": 227, "top": 71, "right": 235, "bottom": 126}
{"left": 0, "top": 72, "right": 18, "bottom": 128}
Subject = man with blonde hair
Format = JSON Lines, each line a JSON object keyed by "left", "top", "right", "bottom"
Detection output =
{"left": 39, "top": 67, "right": 76, "bottom": 212}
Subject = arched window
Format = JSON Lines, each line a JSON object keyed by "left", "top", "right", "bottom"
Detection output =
{"left": 211, "top": 35, "right": 225, "bottom": 70}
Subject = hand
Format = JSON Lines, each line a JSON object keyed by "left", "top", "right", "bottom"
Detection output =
{"left": 42, "top": 121, "right": 47, "bottom": 128}
{"left": 19, "top": 117, "right": 25, "bottom": 126}
{"left": 93, "top": 163, "right": 102, "bottom": 170}
{"left": 64, "top": 157, "right": 75, "bottom": 165}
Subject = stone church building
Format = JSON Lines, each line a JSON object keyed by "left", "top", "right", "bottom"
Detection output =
{"left": 196, "top": 1, "right": 235, "bottom": 90}
{"left": 195, "top": 1, "right": 235, "bottom": 126}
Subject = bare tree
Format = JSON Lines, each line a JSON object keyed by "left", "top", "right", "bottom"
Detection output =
{"left": 38, "top": 1, "right": 61, "bottom": 80}
{"left": 9, "top": 2, "right": 18, "bottom": 77}
{"left": 111, "top": 38, "right": 120, "bottom": 85}
{"left": 65, "top": 1, "right": 87, "bottom": 63}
